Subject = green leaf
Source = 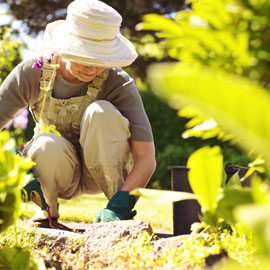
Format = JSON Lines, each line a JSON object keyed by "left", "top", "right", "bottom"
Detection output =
{"left": 217, "top": 257, "right": 270, "bottom": 270}
{"left": 0, "top": 247, "right": 31, "bottom": 270}
{"left": 235, "top": 204, "right": 270, "bottom": 256}
{"left": 41, "top": 124, "right": 50, "bottom": 134}
{"left": 0, "top": 130, "right": 34, "bottom": 232}
{"left": 226, "top": 171, "right": 242, "bottom": 187}
{"left": 217, "top": 186, "right": 254, "bottom": 224}
{"left": 148, "top": 62, "right": 270, "bottom": 176}
{"left": 12, "top": 247, "right": 31, "bottom": 270}
{"left": 0, "top": 130, "right": 10, "bottom": 146}
{"left": 185, "top": 116, "right": 213, "bottom": 129}
{"left": 178, "top": 106, "right": 203, "bottom": 118}
{"left": 130, "top": 188, "right": 197, "bottom": 204}
{"left": 51, "top": 63, "right": 60, "bottom": 70}
{"left": 139, "top": 14, "right": 184, "bottom": 37}
{"left": 0, "top": 192, "right": 20, "bottom": 232}
{"left": 182, "top": 119, "right": 224, "bottom": 140}
{"left": 187, "top": 146, "right": 223, "bottom": 213}
{"left": 49, "top": 125, "right": 61, "bottom": 136}
{"left": 251, "top": 176, "right": 270, "bottom": 204}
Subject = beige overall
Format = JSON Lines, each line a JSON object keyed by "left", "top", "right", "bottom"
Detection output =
{"left": 24, "top": 56, "right": 133, "bottom": 220}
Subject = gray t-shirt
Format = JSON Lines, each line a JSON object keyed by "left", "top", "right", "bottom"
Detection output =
{"left": 0, "top": 57, "right": 153, "bottom": 142}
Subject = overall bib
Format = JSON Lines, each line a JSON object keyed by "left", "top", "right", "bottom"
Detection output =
{"left": 24, "top": 56, "right": 133, "bottom": 220}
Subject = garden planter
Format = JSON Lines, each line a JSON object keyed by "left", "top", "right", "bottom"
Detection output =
{"left": 224, "top": 163, "right": 252, "bottom": 187}
{"left": 169, "top": 166, "right": 201, "bottom": 236}
{"left": 169, "top": 164, "right": 253, "bottom": 236}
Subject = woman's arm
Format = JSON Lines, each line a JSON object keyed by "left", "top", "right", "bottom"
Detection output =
{"left": 121, "top": 140, "right": 156, "bottom": 192}
{"left": 93, "top": 140, "right": 156, "bottom": 223}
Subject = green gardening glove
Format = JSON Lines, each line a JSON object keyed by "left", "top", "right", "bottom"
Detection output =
{"left": 11, "top": 147, "right": 50, "bottom": 211}
{"left": 94, "top": 191, "right": 137, "bottom": 223}
{"left": 21, "top": 177, "right": 49, "bottom": 211}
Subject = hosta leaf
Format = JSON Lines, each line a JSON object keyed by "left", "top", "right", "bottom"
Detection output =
{"left": 216, "top": 186, "right": 254, "bottom": 223}
{"left": 187, "top": 146, "right": 223, "bottom": 213}
{"left": 130, "top": 188, "right": 197, "bottom": 204}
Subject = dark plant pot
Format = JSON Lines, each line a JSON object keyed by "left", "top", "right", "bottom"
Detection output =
{"left": 169, "top": 166, "right": 201, "bottom": 236}
{"left": 169, "top": 164, "right": 253, "bottom": 236}
{"left": 224, "top": 163, "right": 253, "bottom": 187}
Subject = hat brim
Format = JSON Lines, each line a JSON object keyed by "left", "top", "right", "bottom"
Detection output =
{"left": 43, "top": 21, "right": 137, "bottom": 67}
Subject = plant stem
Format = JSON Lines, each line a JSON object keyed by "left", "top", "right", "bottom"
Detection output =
{"left": 39, "top": 92, "right": 48, "bottom": 127}
{"left": 14, "top": 223, "right": 18, "bottom": 246}
{"left": 39, "top": 68, "right": 56, "bottom": 128}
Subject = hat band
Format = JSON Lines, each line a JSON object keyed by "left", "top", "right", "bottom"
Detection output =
{"left": 70, "top": 32, "right": 116, "bottom": 42}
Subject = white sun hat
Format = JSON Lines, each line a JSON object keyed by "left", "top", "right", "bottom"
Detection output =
{"left": 43, "top": 0, "right": 138, "bottom": 67}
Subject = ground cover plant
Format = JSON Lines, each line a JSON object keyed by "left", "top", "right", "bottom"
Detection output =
{"left": 0, "top": 156, "right": 265, "bottom": 270}
{"left": 0, "top": 208, "right": 256, "bottom": 270}
{"left": 0, "top": 156, "right": 258, "bottom": 270}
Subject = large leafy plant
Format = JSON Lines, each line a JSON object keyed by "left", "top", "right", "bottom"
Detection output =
{"left": 0, "top": 130, "right": 34, "bottom": 232}
{"left": 148, "top": 63, "right": 270, "bottom": 175}
{"left": 138, "top": 0, "right": 270, "bottom": 175}
{"left": 133, "top": 145, "right": 264, "bottom": 227}
{"left": 0, "top": 131, "right": 37, "bottom": 269}
{"left": 133, "top": 0, "right": 270, "bottom": 265}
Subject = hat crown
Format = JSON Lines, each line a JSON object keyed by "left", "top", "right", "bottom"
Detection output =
{"left": 43, "top": 0, "right": 138, "bottom": 67}
{"left": 66, "top": 0, "right": 122, "bottom": 40}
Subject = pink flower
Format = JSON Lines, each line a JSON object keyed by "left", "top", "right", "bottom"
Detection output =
{"left": 4, "top": 108, "right": 29, "bottom": 129}
{"left": 32, "top": 58, "right": 44, "bottom": 69}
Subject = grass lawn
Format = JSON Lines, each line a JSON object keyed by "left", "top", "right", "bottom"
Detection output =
{"left": 20, "top": 193, "right": 173, "bottom": 232}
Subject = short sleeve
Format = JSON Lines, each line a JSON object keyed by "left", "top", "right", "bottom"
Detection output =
{"left": 99, "top": 68, "right": 153, "bottom": 142}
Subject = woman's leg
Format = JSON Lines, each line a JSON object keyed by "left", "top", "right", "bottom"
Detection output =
{"left": 24, "top": 133, "right": 81, "bottom": 220}
{"left": 80, "top": 100, "right": 133, "bottom": 199}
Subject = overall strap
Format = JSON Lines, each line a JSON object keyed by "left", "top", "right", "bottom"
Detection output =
{"left": 39, "top": 53, "right": 57, "bottom": 91}
{"left": 86, "top": 70, "right": 109, "bottom": 101}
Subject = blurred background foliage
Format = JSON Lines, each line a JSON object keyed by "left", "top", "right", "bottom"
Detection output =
{"left": 140, "top": 0, "right": 269, "bottom": 183}
{"left": 0, "top": 25, "right": 35, "bottom": 145}
{"left": 0, "top": 26, "right": 22, "bottom": 85}
{"left": 137, "top": 0, "right": 270, "bottom": 264}
{"left": 1, "top": 0, "right": 263, "bottom": 189}
{"left": 141, "top": 0, "right": 270, "bottom": 89}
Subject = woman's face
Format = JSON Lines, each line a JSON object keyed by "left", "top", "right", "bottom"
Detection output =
{"left": 66, "top": 60, "right": 106, "bottom": 83}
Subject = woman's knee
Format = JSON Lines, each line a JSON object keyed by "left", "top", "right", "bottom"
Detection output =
{"left": 84, "top": 100, "right": 121, "bottom": 121}
{"left": 81, "top": 100, "right": 130, "bottom": 142}
{"left": 27, "top": 133, "right": 74, "bottom": 162}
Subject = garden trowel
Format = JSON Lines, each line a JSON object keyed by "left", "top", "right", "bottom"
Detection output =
{"left": 21, "top": 177, "right": 72, "bottom": 231}
{"left": 21, "top": 176, "right": 72, "bottom": 231}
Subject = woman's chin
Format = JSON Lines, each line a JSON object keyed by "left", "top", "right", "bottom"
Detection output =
{"left": 78, "top": 73, "right": 97, "bottom": 82}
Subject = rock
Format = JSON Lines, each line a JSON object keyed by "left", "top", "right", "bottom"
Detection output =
{"left": 34, "top": 228, "right": 83, "bottom": 247}
{"left": 153, "top": 234, "right": 188, "bottom": 253}
{"left": 33, "top": 220, "right": 153, "bottom": 257}
{"left": 83, "top": 220, "right": 153, "bottom": 257}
